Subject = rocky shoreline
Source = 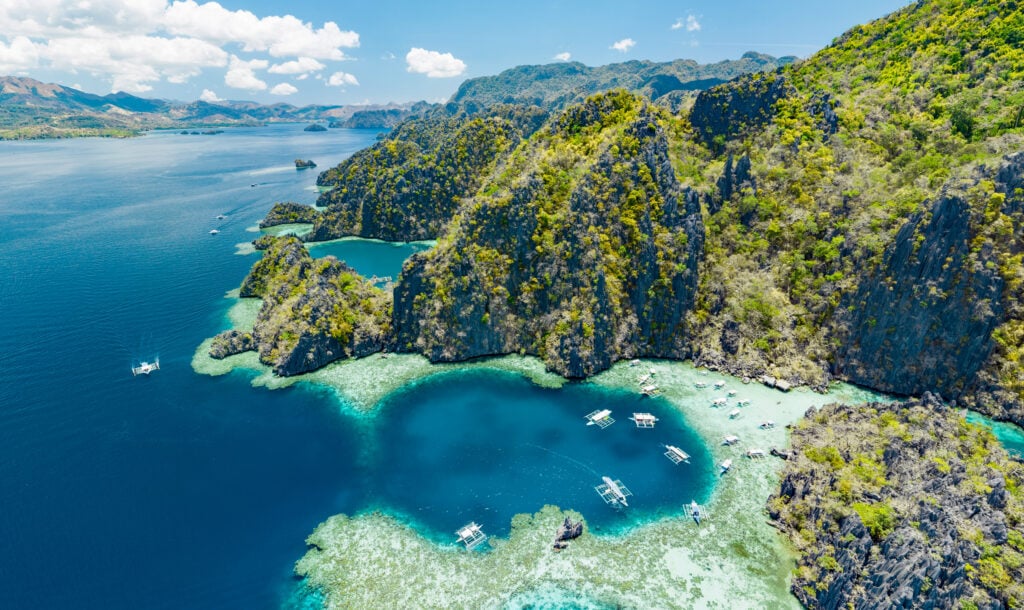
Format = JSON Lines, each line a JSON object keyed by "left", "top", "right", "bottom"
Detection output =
{"left": 769, "top": 395, "right": 1024, "bottom": 608}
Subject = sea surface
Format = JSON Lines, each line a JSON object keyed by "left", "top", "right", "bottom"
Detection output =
{"left": 0, "top": 125, "right": 715, "bottom": 609}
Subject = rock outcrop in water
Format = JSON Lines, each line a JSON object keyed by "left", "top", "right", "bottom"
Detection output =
{"left": 259, "top": 202, "right": 321, "bottom": 228}
{"left": 393, "top": 91, "right": 704, "bottom": 377}
{"left": 769, "top": 396, "right": 1024, "bottom": 609}
{"left": 239, "top": 236, "right": 390, "bottom": 376}
{"left": 208, "top": 330, "right": 254, "bottom": 358}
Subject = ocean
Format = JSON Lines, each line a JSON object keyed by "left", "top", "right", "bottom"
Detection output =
{"left": 0, "top": 125, "right": 715, "bottom": 609}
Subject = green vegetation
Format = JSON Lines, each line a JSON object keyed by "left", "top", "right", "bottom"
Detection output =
{"left": 239, "top": 236, "right": 391, "bottom": 376}
{"left": 393, "top": 91, "right": 701, "bottom": 377}
{"left": 311, "top": 104, "right": 548, "bottom": 242}
{"left": 771, "top": 399, "right": 1024, "bottom": 607}
{"left": 252, "top": 0, "right": 1024, "bottom": 418}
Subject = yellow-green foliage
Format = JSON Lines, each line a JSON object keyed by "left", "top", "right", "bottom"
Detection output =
{"left": 685, "top": 0, "right": 1024, "bottom": 390}
{"left": 772, "top": 401, "right": 1024, "bottom": 606}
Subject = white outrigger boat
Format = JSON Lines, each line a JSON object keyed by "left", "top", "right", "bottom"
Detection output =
{"left": 585, "top": 409, "right": 615, "bottom": 428}
{"left": 596, "top": 476, "right": 632, "bottom": 507}
{"left": 132, "top": 359, "right": 160, "bottom": 376}
{"left": 723, "top": 435, "right": 740, "bottom": 445}
{"left": 664, "top": 445, "right": 691, "bottom": 464}
{"left": 630, "top": 412, "right": 658, "bottom": 428}
{"left": 720, "top": 459, "right": 733, "bottom": 474}
{"left": 455, "top": 522, "right": 487, "bottom": 549}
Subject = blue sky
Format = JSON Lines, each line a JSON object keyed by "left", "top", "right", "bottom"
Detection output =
{"left": 0, "top": 1, "right": 911, "bottom": 106}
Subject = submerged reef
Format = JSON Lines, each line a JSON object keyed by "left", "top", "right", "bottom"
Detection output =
{"left": 287, "top": 360, "right": 880, "bottom": 608}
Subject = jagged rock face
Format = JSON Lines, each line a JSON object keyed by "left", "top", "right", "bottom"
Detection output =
{"left": 208, "top": 330, "right": 254, "bottom": 358}
{"left": 833, "top": 158, "right": 1024, "bottom": 400}
{"left": 769, "top": 397, "right": 1024, "bottom": 609}
{"left": 394, "top": 92, "right": 703, "bottom": 378}
{"left": 712, "top": 153, "right": 756, "bottom": 217}
{"left": 689, "top": 71, "right": 794, "bottom": 149}
{"left": 239, "top": 237, "right": 391, "bottom": 376}
{"left": 308, "top": 106, "right": 548, "bottom": 242}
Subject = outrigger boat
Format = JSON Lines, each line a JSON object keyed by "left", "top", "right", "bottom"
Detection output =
{"left": 132, "top": 359, "right": 160, "bottom": 376}
{"left": 596, "top": 476, "right": 633, "bottom": 507}
{"left": 720, "top": 459, "right": 733, "bottom": 474}
{"left": 664, "top": 445, "right": 691, "bottom": 464}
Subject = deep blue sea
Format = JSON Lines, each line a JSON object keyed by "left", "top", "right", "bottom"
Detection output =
{"left": 0, "top": 125, "right": 713, "bottom": 609}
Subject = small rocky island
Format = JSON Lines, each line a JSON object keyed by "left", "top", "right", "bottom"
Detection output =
{"left": 259, "top": 202, "right": 321, "bottom": 228}
{"left": 295, "top": 159, "right": 317, "bottom": 169}
{"left": 303, "top": 123, "right": 327, "bottom": 132}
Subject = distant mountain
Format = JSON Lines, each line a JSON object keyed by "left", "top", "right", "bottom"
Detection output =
{"left": 0, "top": 75, "right": 427, "bottom": 139}
{"left": 450, "top": 52, "right": 795, "bottom": 110}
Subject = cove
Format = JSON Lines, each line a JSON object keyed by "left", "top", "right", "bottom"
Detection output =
{"left": 966, "top": 411, "right": 1024, "bottom": 457}
{"left": 362, "top": 368, "right": 717, "bottom": 541}
{"left": 306, "top": 237, "right": 433, "bottom": 282}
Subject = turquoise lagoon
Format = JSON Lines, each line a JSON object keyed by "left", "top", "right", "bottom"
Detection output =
{"left": 7, "top": 123, "right": 1020, "bottom": 609}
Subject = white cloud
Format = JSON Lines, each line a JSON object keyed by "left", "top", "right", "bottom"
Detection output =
{"left": 327, "top": 71, "right": 359, "bottom": 87}
{"left": 163, "top": 1, "right": 358, "bottom": 59}
{"left": 381, "top": 51, "right": 396, "bottom": 60}
{"left": 199, "top": 88, "right": 222, "bottom": 102}
{"left": 0, "top": 36, "right": 40, "bottom": 73}
{"left": 405, "top": 47, "right": 466, "bottom": 78}
{"left": 0, "top": 1, "right": 361, "bottom": 94}
{"left": 43, "top": 34, "right": 226, "bottom": 93}
{"left": 610, "top": 38, "right": 635, "bottom": 53}
{"left": 270, "top": 82, "right": 297, "bottom": 95}
{"left": 672, "top": 15, "right": 701, "bottom": 31}
{"left": 268, "top": 57, "right": 325, "bottom": 75}
{"left": 224, "top": 54, "right": 267, "bottom": 91}
{"left": 553, "top": 52, "right": 571, "bottom": 62}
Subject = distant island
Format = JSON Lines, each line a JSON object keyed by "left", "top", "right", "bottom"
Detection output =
{"left": 303, "top": 124, "right": 327, "bottom": 132}
{"left": 0, "top": 76, "right": 431, "bottom": 140}
{"left": 295, "top": 159, "right": 317, "bottom": 169}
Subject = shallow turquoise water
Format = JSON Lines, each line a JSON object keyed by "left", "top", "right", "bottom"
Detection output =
{"left": 966, "top": 412, "right": 1024, "bottom": 457}
{"left": 367, "top": 369, "right": 716, "bottom": 540}
{"left": 0, "top": 124, "right": 716, "bottom": 609}
{"left": 307, "top": 238, "right": 433, "bottom": 282}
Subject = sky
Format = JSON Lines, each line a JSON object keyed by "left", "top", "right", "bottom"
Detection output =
{"left": 0, "top": 0, "right": 913, "bottom": 107}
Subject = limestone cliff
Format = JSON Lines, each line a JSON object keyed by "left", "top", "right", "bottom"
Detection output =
{"left": 308, "top": 105, "right": 548, "bottom": 242}
{"left": 393, "top": 91, "right": 703, "bottom": 377}
{"left": 769, "top": 397, "right": 1024, "bottom": 609}
{"left": 239, "top": 236, "right": 391, "bottom": 376}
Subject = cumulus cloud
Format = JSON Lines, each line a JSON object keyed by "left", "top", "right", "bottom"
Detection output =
{"left": 44, "top": 34, "right": 226, "bottom": 93}
{"left": 405, "top": 47, "right": 466, "bottom": 78}
{"left": 685, "top": 15, "right": 701, "bottom": 32}
{"left": 269, "top": 82, "right": 297, "bottom": 95}
{"left": 327, "top": 71, "right": 359, "bottom": 87}
{"left": 0, "top": 1, "right": 360, "bottom": 93}
{"left": 199, "top": 88, "right": 222, "bottom": 102}
{"left": 610, "top": 38, "right": 635, "bottom": 53}
{"left": 224, "top": 55, "right": 267, "bottom": 91}
{"left": 268, "top": 57, "right": 325, "bottom": 75}
{"left": 163, "top": 1, "right": 358, "bottom": 59}
{"left": 553, "top": 52, "right": 571, "bottom": 62}
{"left": 0, "top": 36, "right": 40, "bottom": 73}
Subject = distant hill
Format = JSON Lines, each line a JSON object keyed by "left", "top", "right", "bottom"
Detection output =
{"left": 450, "top": 52, "right": 795, "bottom": 110}
{"left": 0, "top": 75, "right": 427, "bottom": 139}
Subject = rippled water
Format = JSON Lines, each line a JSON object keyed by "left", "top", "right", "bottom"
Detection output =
{"left": 0, "top": 125, "right": 719, "bottom": 609}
